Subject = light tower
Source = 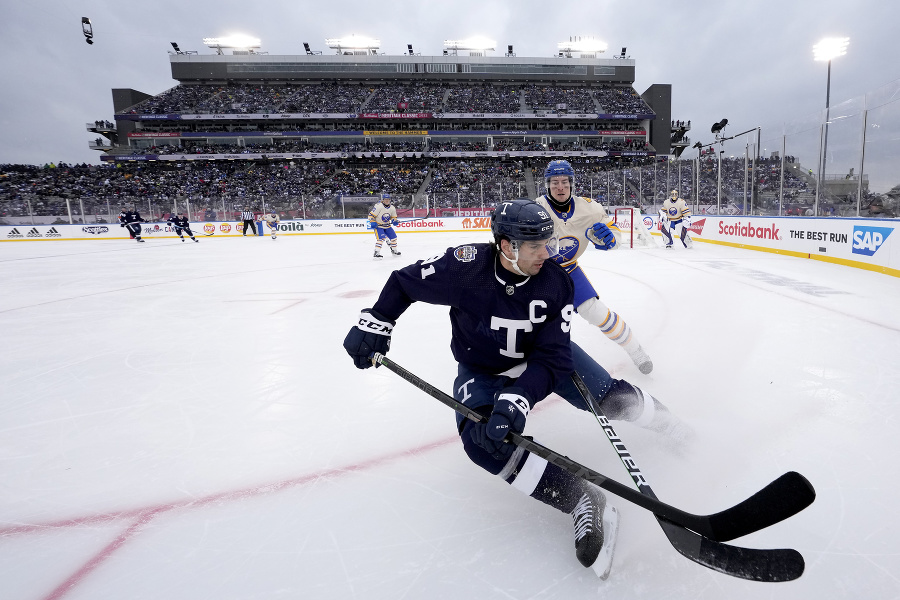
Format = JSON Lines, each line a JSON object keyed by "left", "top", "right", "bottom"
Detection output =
{"left": 812, "top": 36, "right": 849, "bottom": 213}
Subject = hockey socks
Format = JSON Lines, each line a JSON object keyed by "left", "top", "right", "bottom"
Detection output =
{"left": 508, "top": 454, "right": 617, "bottom": 575}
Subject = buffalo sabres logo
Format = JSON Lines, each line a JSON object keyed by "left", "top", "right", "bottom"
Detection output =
{"left": 557, "top": 236, "right": 580, "bottom": 263}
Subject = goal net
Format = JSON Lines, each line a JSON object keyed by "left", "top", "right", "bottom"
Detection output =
{"left": 613, "top": 207, "right": 660, "bottom": 248}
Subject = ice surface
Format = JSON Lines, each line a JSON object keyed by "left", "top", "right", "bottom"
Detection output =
{"left": 1, "top": 232, "right": 898, "bottom": 599}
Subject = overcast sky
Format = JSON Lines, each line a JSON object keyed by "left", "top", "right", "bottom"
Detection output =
{"left": 1, "top": 0, "right": 898, "bottom": 169}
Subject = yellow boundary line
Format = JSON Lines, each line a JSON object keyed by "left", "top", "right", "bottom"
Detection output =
{"left": 688, "top": 236, "right": 900, "bottom": 278}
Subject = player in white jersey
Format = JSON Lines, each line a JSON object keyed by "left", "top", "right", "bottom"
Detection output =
{"left": 660, "top": 190, "right": 693, "bottom": 249}
{"left": 264, "top": 212, "right": 280, "bottom": 239}
{"left": 535, "top": 160, "right": 653, "bottom": 374}
{"left": 367, "top": 195, "right": 400, "bottom": 259}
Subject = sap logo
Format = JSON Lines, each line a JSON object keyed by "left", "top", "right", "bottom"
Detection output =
{"left": 852, "top": 226, "right": 893, "bottom": 256}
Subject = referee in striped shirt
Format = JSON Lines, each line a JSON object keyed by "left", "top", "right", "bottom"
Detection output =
{"left": 240, "top": 209, "right": 256, "bottom": 237}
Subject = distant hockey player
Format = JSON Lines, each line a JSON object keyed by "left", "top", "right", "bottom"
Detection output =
{"left": 661, "top": 190, "right": 693, "bottom": 249}
{"left": 167, "top": 212, "right": 199, "bottom": 242}
{"left": 535, "top": 160, "right": 653, "bottom": 374}
{"left": 367, "top": 195, "right": 400, "bottom": 259}
{"left": 118, "top": 203, "right": 146, "bottom": 243}
{"left": 343, "top": 199, "right": 689, "bottom": 578}
{"left": 264, "top": 212, "right": 280, "bottom": 239}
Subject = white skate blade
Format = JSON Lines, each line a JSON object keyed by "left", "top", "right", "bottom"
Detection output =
{"left": 592, "top": 504, "right": 619, "bottom": 580}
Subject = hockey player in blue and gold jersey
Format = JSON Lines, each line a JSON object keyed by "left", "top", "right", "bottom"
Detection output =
{"left": 536, "top": 160, "right": 653, "bottom": 374}
{"left": 661, "top": 189, "right": 693, "bottom": 249}
{"left": 344, "top": 198, "right": 690, "bottom": 578}
{"left": 367, "top": 195, "right": 400, "bottom": 259}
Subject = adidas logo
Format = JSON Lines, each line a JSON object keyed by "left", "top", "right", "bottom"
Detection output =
{"left": 46, "top": 227, "right": 61, "bottom": 237}
{"left": 7, "top": 227, "right": 24, "bottom": 238}
{"left": 26, "top": 227, "right": 43, "bottom": 238}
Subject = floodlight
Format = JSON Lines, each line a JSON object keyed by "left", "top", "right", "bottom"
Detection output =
{"left": 408, "top": 44, "right": 414, "bottom": 55}
{"left": 443, "top": 37, "right": 497, "bottom": 51}
{"left": 304, "top": 42, "right": 312, "bottom": 54}
{"left": 620, "top": 47, "right": 626, "bottom": 58}
{"left": 203, "top": 35, "right": 261, "bottom": 50}
{"left": 711, "top": 119, "right": 729, "bottom": 134}
{"left": 82, "top": 17, "right": 93, "bottom": 45}
{"left": 557, "top": 36, "right": 608, "bottom": 55}
{"left": 325, "top": 35, "right": 381, "bottom": 54}
{"left": 506, "top": 44, "right": 515, "bottom": 57}
{"left": 692, "top": 141, "right": 702, "bottom": 149}
{"left": 813, "top": 37, "right": 849, "bottom": 62}
{"left": 171, "top": 42, "right": 182, "bottom": 53}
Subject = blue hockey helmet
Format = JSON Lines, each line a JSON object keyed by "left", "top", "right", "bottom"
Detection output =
{"left": 544, "top": 159, "right": 575, "bottom": 186}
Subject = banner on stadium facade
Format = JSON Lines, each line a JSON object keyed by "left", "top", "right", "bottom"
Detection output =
{"left": 116, "top": 112, "right": 654, "bottom": 122}
{"left": 127, "top": 132, "right": 182, "bottom": 138}
{"left": 101, "top": 149, "right": 622, "bottom": 162}
{"left": 364, "top": 130, "right": 428, "bottom": 135}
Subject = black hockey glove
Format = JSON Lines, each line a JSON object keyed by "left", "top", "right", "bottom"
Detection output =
{"left": 343, "top": 309, "right": 395, "bottom": 369}
{"left": 470, "top": 387, "right": 532, "bottom": 461}
{"left": 586, "top": 222, "right": 617, "bottom": 250}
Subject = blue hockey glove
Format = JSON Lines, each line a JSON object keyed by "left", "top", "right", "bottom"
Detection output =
{"left": 366, "top": 221, "right": 375, "bottom": 230}
{"left": 391, "top": 218, "right": 399, "bottom": 227}
{"left": 470, "top": 387, "right": 532, "bottom": 461}
{"left": 586, "top": 222, "right": 617, "bottom": 250}
{"left": 343, "top": 309, "right": 395, "bottom": 369}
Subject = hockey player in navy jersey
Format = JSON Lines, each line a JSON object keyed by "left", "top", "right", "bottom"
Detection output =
{"left": 344, "top": 198, "right": 689, "bottom": 578}
{"left": 118, "top": 204, "right": 146, "bottom": 243}
{"left": 166, "top": 212, "right": 199, "bottom": 242}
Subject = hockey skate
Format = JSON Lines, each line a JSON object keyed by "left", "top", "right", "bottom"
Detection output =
{"left": 390, "top": 247, "right": 401, "bottom": 256}
{"left": 373, "top": 251, "right": 383, "bottom": 259}
{"left": 572, "top": 485, "right": 618, "bottom": 579}
{"left": 628, "top": 346, "right": 653, "bottom": 374}
{"left": 193, "top": 238, "right": 199, "bottom": 242}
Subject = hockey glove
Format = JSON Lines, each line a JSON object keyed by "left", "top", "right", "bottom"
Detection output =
{"left": 470, "top": 387, "right": 532, "bottom": 461}
{"left": 586, "top": 222, "right": 617, "bottom": 250}
{"left": 366, "top": 221, "right": 375, "bottom": 230}
{"left": 343, "top": 309, "right": 395, "bottom": 369}
{"left": 391, "top": 218, "right": 399, "bottom": 227}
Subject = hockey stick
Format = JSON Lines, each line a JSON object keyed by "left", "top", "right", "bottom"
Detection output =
{"left": 569, "top": 372, "right": 814, "bottom": 542}
{"left": 570, "top": 371, "right": 811, "bottom": 582}
{"left": 373, "top": 353, "right": 807, "bottom": 582}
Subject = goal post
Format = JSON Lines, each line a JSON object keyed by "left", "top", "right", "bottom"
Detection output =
{"left": 613, "top": 207, "right": 660, "bottom": 248}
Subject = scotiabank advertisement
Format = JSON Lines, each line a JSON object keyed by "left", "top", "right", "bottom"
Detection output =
{"left": 672, "top": 215, "right": 898, "bottom": 274}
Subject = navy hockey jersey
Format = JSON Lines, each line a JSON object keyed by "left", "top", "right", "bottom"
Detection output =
{"left": 168, "top": 215, "right": 190, "bottom": 228}
{"left": 371, "top": 243, "right": 575, "bottom": 404}
{"left": 118, "top": 210, "right": 143, "bottom": 225}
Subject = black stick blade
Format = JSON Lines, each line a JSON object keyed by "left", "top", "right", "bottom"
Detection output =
{"left": 707, "top": 472, "right": 816, "bottom": 542}
{"left": 659, "top": 519, "right": 806, "bottom": 582}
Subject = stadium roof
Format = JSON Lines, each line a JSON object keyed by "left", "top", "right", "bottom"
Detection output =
{"left": 169, "top": 53, "right": 636, "bottom": 84}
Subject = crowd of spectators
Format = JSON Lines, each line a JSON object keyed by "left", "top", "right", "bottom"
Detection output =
{"left": 122, "top": 82, "right": 654, "bottom": 116}
{"left": 594, "top": 86, "right": 654, "bottom": 114}
{"left": 5, "top": 155, "right": 855, "bottom": 224}
{"left": 443, "top": 84, "right": 522, "bottom": 113}
{"left": 523, "top": 84, "right": 596, "bottom": 113}
{"left": 364, "top": 84, "right": 446, "bottom": 112}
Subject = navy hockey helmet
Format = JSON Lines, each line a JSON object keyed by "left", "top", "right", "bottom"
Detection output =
{"left": 492, "top": 198, "right": 558, "bottom": 249}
